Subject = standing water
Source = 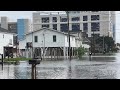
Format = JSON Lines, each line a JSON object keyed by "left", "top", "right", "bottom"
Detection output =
{"left": 0, "top": 52, "right": 120, "bottom": 79}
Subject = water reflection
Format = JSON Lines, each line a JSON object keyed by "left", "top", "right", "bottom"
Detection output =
{"left": 0, "top": 52, "right": 120, "bottom": 79}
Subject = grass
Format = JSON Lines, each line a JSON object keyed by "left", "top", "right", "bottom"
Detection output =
{"left": 4, "top": 57, "right": 32, "bottom": 62}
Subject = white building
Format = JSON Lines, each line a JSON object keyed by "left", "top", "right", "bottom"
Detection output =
{"left": 0, "top": 28, "right": 14, "bottom": 58}
{"left": 33, "top": 11, "right": 116, "bottom": 40}
{"left": 1, "top": 16, "right": 8, "bottom": 30}
{"left": 19, "top": 28, "right": 86, "bottom": 59}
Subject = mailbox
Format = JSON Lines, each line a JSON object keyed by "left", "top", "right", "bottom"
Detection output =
{"left": 29, "top": 59, "right": 40, "bottom": 64}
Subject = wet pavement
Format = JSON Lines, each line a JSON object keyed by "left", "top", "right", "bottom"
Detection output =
{"left": 1, "top": 52, "right": 120, "bottom": 79}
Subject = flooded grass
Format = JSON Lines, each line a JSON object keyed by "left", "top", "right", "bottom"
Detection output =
{"left": 4, "top": 58, "right": 32, "bottom": 61}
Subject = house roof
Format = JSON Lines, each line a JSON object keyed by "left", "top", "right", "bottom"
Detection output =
{"left": 26, "top": 28, "right": 76, "bottom": 37}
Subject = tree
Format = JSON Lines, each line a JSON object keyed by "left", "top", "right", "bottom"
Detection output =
{"left": 95, "top": 36, "right": 115, "bottom": 52}
{"left": 75, "top": 46, "right": 86, "bottom": 59}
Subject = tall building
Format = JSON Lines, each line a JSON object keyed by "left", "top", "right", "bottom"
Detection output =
{"left": 33, "top": 11, "right": 116, "bottom": 40}
{"left": 17, "top": 19, "right": 31, "bottom": 40}
{"left": 1, "top": 16, "right": 8, "bottom": 30}
{"left": 0, "top": 17, "right": 17, "bottom": 33}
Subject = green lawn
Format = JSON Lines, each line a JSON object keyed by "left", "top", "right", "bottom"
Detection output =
{"left": 4, "top": 57, "right": 32, "bottom": 62}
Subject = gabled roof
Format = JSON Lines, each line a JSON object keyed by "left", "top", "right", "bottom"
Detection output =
{"left": 26, "top": 28, "right": 76, "bottom": 37}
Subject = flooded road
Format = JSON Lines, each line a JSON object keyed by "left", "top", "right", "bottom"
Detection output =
{"left": 1, "top": 52, "right": 120, "bottom": 79}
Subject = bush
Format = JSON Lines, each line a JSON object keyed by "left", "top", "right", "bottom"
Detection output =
{"left": 112, "top": 48, "right": 119, "bottom": 52}
{"left": 75, "top": 46, "right": 86, "bottom": 59}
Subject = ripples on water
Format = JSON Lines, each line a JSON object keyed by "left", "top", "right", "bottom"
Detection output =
{"left": 0, "top": 52, "right": 120, "bottom": 79}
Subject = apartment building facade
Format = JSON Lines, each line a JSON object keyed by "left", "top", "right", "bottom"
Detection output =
{"left": 33, "top": 11, "right": 116, "bottom": 40}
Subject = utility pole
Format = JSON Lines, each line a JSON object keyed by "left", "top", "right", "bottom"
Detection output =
{"left": 103, "top": 35, "right": 105, "bottom": 54}
{"left": 43, "top": 33, "right": 45, "bottom": 60}
{"left": 66, "top": 11, "right": 71, "bottom": 79}
{"left": 93, "top": 31, "right": 95, "bottom": 55}
{"left": 66, "top": 11, "right": 71, "bottom": 61}
{"left": 32, "top": 32, "right": 34, "bottom": 58}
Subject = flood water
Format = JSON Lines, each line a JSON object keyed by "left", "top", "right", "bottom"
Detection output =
{"left": 1, "top": 52, "right": 120, "bottom": 79}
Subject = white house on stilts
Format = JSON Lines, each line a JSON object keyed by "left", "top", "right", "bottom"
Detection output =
{"left": 19, "top": 28, "right": 87, "bottom": 60}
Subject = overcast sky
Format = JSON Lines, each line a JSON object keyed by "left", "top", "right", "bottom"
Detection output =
{"left": 0, "top": 11, "right": 120, "bottom": 43}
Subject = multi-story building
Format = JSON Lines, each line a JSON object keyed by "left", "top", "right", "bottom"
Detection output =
{"left": 1, "top": 16, "right": 8, "bottom": 30}
{"left": 0, "top": 17, "right": 32, "bottom": 41}
{"left": 17, "top": 19, "right": 32, "bottom": 40}
{"left": 33, "top": 11, "right": 116, "bottom": 40}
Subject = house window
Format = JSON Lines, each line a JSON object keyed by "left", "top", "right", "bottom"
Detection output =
{"left": 34, "top": 36, "right": 38, "bottom": 43}
{"left": 53, "top": 35, "right": 56, "bottom": 42}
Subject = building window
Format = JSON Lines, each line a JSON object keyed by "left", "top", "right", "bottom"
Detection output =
{"left": 91, "top": 22, "right": 100, "bottom": 31}
{"left": 42, "top": 24, "right": 49, "bottom": 28}
{"left": 72, "top": 17, "right": 80, "bottom": 21}
{"left": 72, "top": 23, "right": 80, "bottom": 31}
{"left": 83, "top": 16, "right": 88, "bottom": 21}
{"left": 53, "top": 24, "right": 57, "bottom": 30}
{"left": 53, "top": 17, "right": 57, "bottom": 22}
{"left": 53, "top": 35, "right": 56, "bottom": 42}
{"left": 60, "top": 24, "right": 68, "bottom": 32}
{"left": 34, "top": 36, "right": 38, "bottom": 43}
{"left": 91, "top": 15, "right": 100, "bottom": 21}
{"left": 42, "top": 17, "right": 49, "bottom": 23}
{"left": 83, "top": 23, "right": 88, "bottom": 31}
{"left": 91, "top": 34, "right": 100, "bottom": 38}
{"left": 60, "top": 17, "right": 68, "bottom": 22}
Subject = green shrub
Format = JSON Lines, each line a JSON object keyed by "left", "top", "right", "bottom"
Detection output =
{"left": 75, "top": 46, "right": 86, "bottom": 59}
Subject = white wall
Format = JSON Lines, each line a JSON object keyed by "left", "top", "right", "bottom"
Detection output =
{"left": 19, "top": 29, "right": 66, "bottom": 49}
{"left": 19, "top": 29, "right": 81, "bottom": 49}
{"left": 19, "top": 39, "right": 26, "bottom": 49}
{"left": 0, "top": 32, "right": 13, "bottom": 54}
{"left": 65, "top": 36, "right": 76, "bottom": 47}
